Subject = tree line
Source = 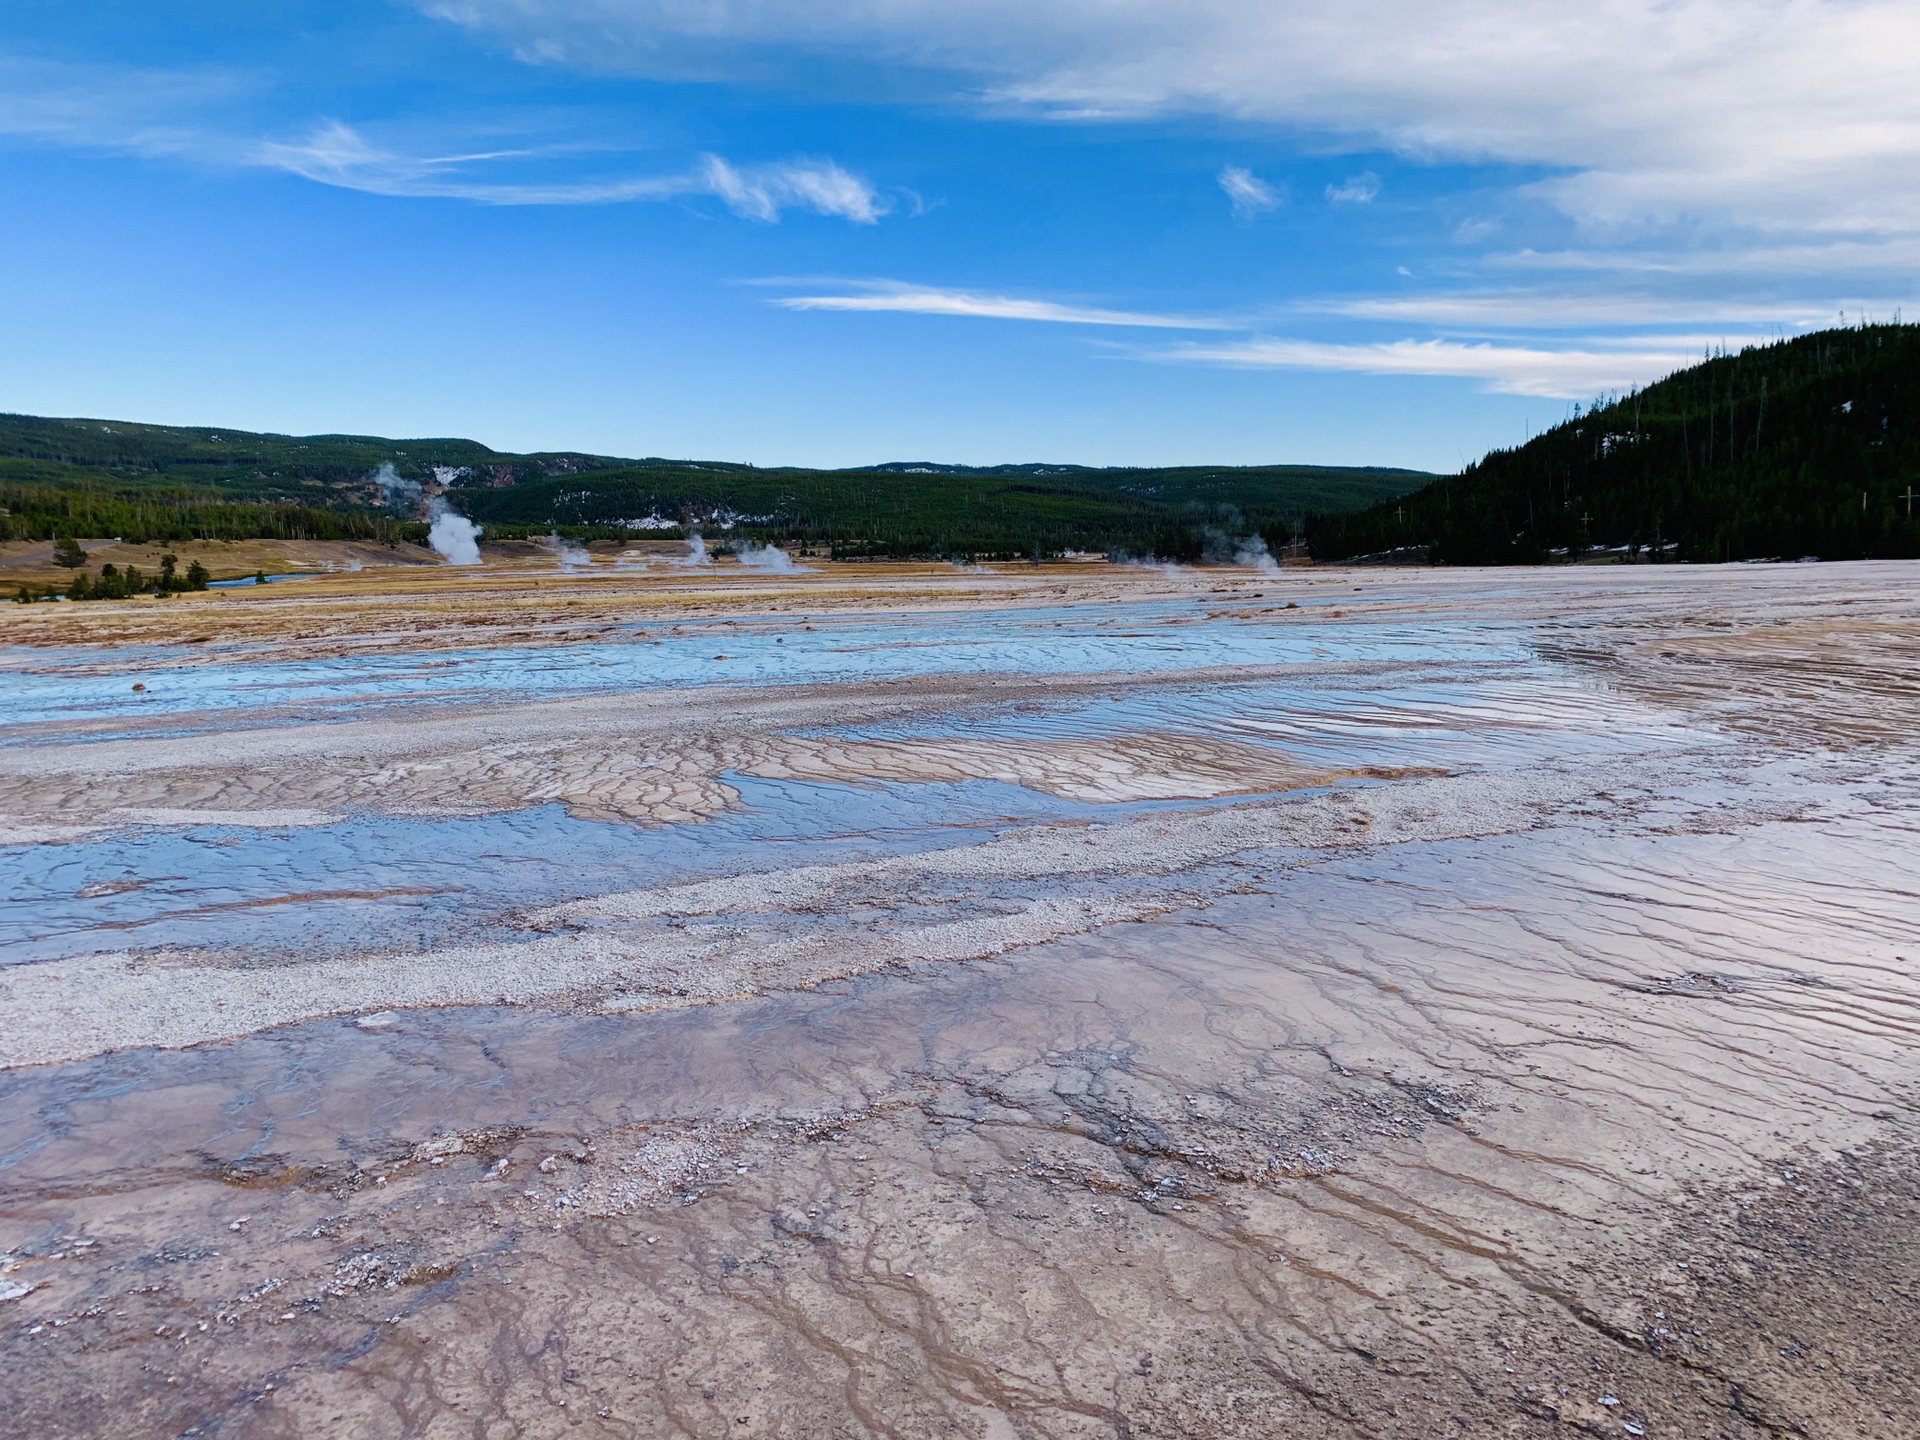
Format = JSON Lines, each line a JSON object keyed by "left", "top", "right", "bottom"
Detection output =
{"left": 12, "top": 543, "right": 213, "bottom": 603}
{"left": 1307, "top": 323, "right": 1920, "bottom": 564}
{"left": 1, "top": 479, "right": 429, "bottom": 547}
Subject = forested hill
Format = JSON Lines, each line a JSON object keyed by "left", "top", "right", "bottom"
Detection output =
{"left": 0, "top": 410, "right": 1427, "bottom": 560}
{"left": 1308, "top": 323, "right": 1920, "bottom": 564}
{"left": 0, "top": 414, "right": 619, "bottom": 548}
{"left": 453, "top": 462, "right": 1424, "bottom": 559}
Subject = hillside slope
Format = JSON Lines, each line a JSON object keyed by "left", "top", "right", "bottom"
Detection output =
{"left": 0, "top": 413, "right": 618, "bottom": 548}
{"left": 1309, "top": 323, "right": 1920, "bottom": 564}
{"left": 452, "top": 462, "right": 1424, "bottom": 559}
{"left": 0, "top": 411, "right": 1426, "bottom": 559}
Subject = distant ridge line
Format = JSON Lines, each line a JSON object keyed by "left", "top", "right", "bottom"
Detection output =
{"left": 862, "top": 461, "right": 1433, "bottom": 477}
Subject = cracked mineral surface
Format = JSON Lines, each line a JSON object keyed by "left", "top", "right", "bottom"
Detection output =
{"left": 1, "top": 557, "right": 1917, "bottom": 1439}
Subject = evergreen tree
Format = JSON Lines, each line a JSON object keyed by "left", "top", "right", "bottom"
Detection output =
{"left": 1308, "top": 323, "right": 1920, "bottom": 564}
{"left": 52, "top": 534, "right": 86, "bottom": 568}
{"left": 184, "top": 560, "right": 210, "bottom": 590}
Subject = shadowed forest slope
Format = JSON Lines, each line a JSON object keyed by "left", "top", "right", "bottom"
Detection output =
{"left": 1308, "top": 323, "right": 1920, "bottom": 564}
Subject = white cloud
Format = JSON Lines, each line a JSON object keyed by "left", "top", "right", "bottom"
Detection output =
{"left": 768, "top": 277, "right": 1845, "bottom": 344}
{"left": 769, "top": 280, "right": 1227, "bottom": 328}
{"left": 256, "top": 121, "right": 883, "bottom": 218}
{"left": 1492, "top": 236, "right": 1920, "bottom": 281}
{"left": 1152, "top": 336, "right": 1708, "bottom": 398}
{"left": 1325, "top": 171, "right": 1380, "bottom": 205}
{"left": 1217, "top": 164, "right": 1279, "bottom": 218}
{"left": 699, "top": 153, "right": 887, "bottom": 223}
{"left": 830, "top": 273, "right": 1887, "bottom": 339}
{"left": 763, "top": 278, "right": 1851, "bottom": 396}
{"left": 764, "top": 279, "right": 1768, "bottom": 396}
{"left": 0, "top": 59, "right": 887, "bottom": 222}
{"left": 1307, "top": 292, "right": 1851, "bottom": 330}
{"left": 0, "top": 53, "right": 246, "bottom": 161}
{"left": 424, "top": 0, "right": 1920, "bottom": 251}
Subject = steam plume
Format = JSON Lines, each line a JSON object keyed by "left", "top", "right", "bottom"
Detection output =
{"left": 428, "top": 499, "right": 484, "bottom": 565}
{"left": 672, "top": 533, "right": 713, "bottom": 567}
{"left": 372, "top": 461, "right": 422, "bottom": 512}
{"left": 1198, "top": 526, "right": 1283, "bottom": 573}
{"left": 1232, "top": 535, "right": 1283, "bottom": 573}
{"left": 735, "top": 542, "right": 808, "bottom": 573}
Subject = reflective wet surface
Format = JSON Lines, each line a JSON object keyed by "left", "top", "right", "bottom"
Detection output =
{"left": 1, "top": 779, "right": 1217, "bottom": 967}
{"left": 1, "top": 598, "right": 1524, "bottom": 737}
{"left": 2, "top": 663, "right": 1699, "bottom": 970}
{"left": 2, "top": 562, "right": 1917, "bottom": 1439}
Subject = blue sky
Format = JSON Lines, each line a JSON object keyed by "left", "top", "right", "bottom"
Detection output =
{"left": 3, "top": 1, "right": 1916, "bottom": 469}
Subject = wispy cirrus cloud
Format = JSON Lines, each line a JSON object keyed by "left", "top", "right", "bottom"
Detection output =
{"left": 1304, "top": 292, "right": 1855, "bottom": 330}
{"left": 697, "top": 153, "right": 887, "bottom": 223}
{"left": 767, "top": 280, "right": 1229, "bottom": 328}
{"left": 0, "top": 57, "right": 888, "bottom": 222}
{"left": 0, "top": 52, "right": 247, "bottom": 160}
{"left": 1217, "top": 164, "right": 1279, "bottom": 219}
{"left": 761, "top": 278, "right": 1769, "bottom": 396}
{"left": 1149, "top": 336, "right": 1708, "bottom": 398}
{"left": 1325, "top": 172, "right": 1380, "bottom": 206}
{"left": 259, "top": 121, "right": 886, "bottom": 218}
{"left": 423, "top": 1, "right": 1920, "bottom": 241}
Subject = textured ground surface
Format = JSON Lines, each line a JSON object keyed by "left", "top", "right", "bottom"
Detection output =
{"left": 2, "top": 558, "right": 1916, "bottom": 1440}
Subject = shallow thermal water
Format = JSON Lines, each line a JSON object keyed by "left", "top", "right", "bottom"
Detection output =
{"left": 828, "top": 665, "right": 1705, "bottom": 769}
{"left": 1, "top": 658, "right": 1704, "bottom": 967}
{"left": 1, "top": 778, "right": 1236, "bottom": 966}
{"left": 0, "top": 599, "right": 1526, "bottom": 737}
{"left": 2, "top": 566, "right": 1917, "bottom": 1440}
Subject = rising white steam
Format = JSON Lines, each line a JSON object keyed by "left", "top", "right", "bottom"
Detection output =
{"left": 548, "top": 532, "right": 592, "bottom": 569}
{"left": 1232, "top": 535, "right": 1283, "bottom": 573}
{"left": 1200, "top": 526, "right": 1282, "bottom": 572}
{"left": 734, "top": 542, "right": 809, "bottom": 572}
{"left": 672, "top": 532, "right": 713, "bottom": 567}
{"left": 372, "top": 461, "right": 423, "bottom": 512}
{"left": 428, "top": 499, "right": 484, "bottom": 565}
